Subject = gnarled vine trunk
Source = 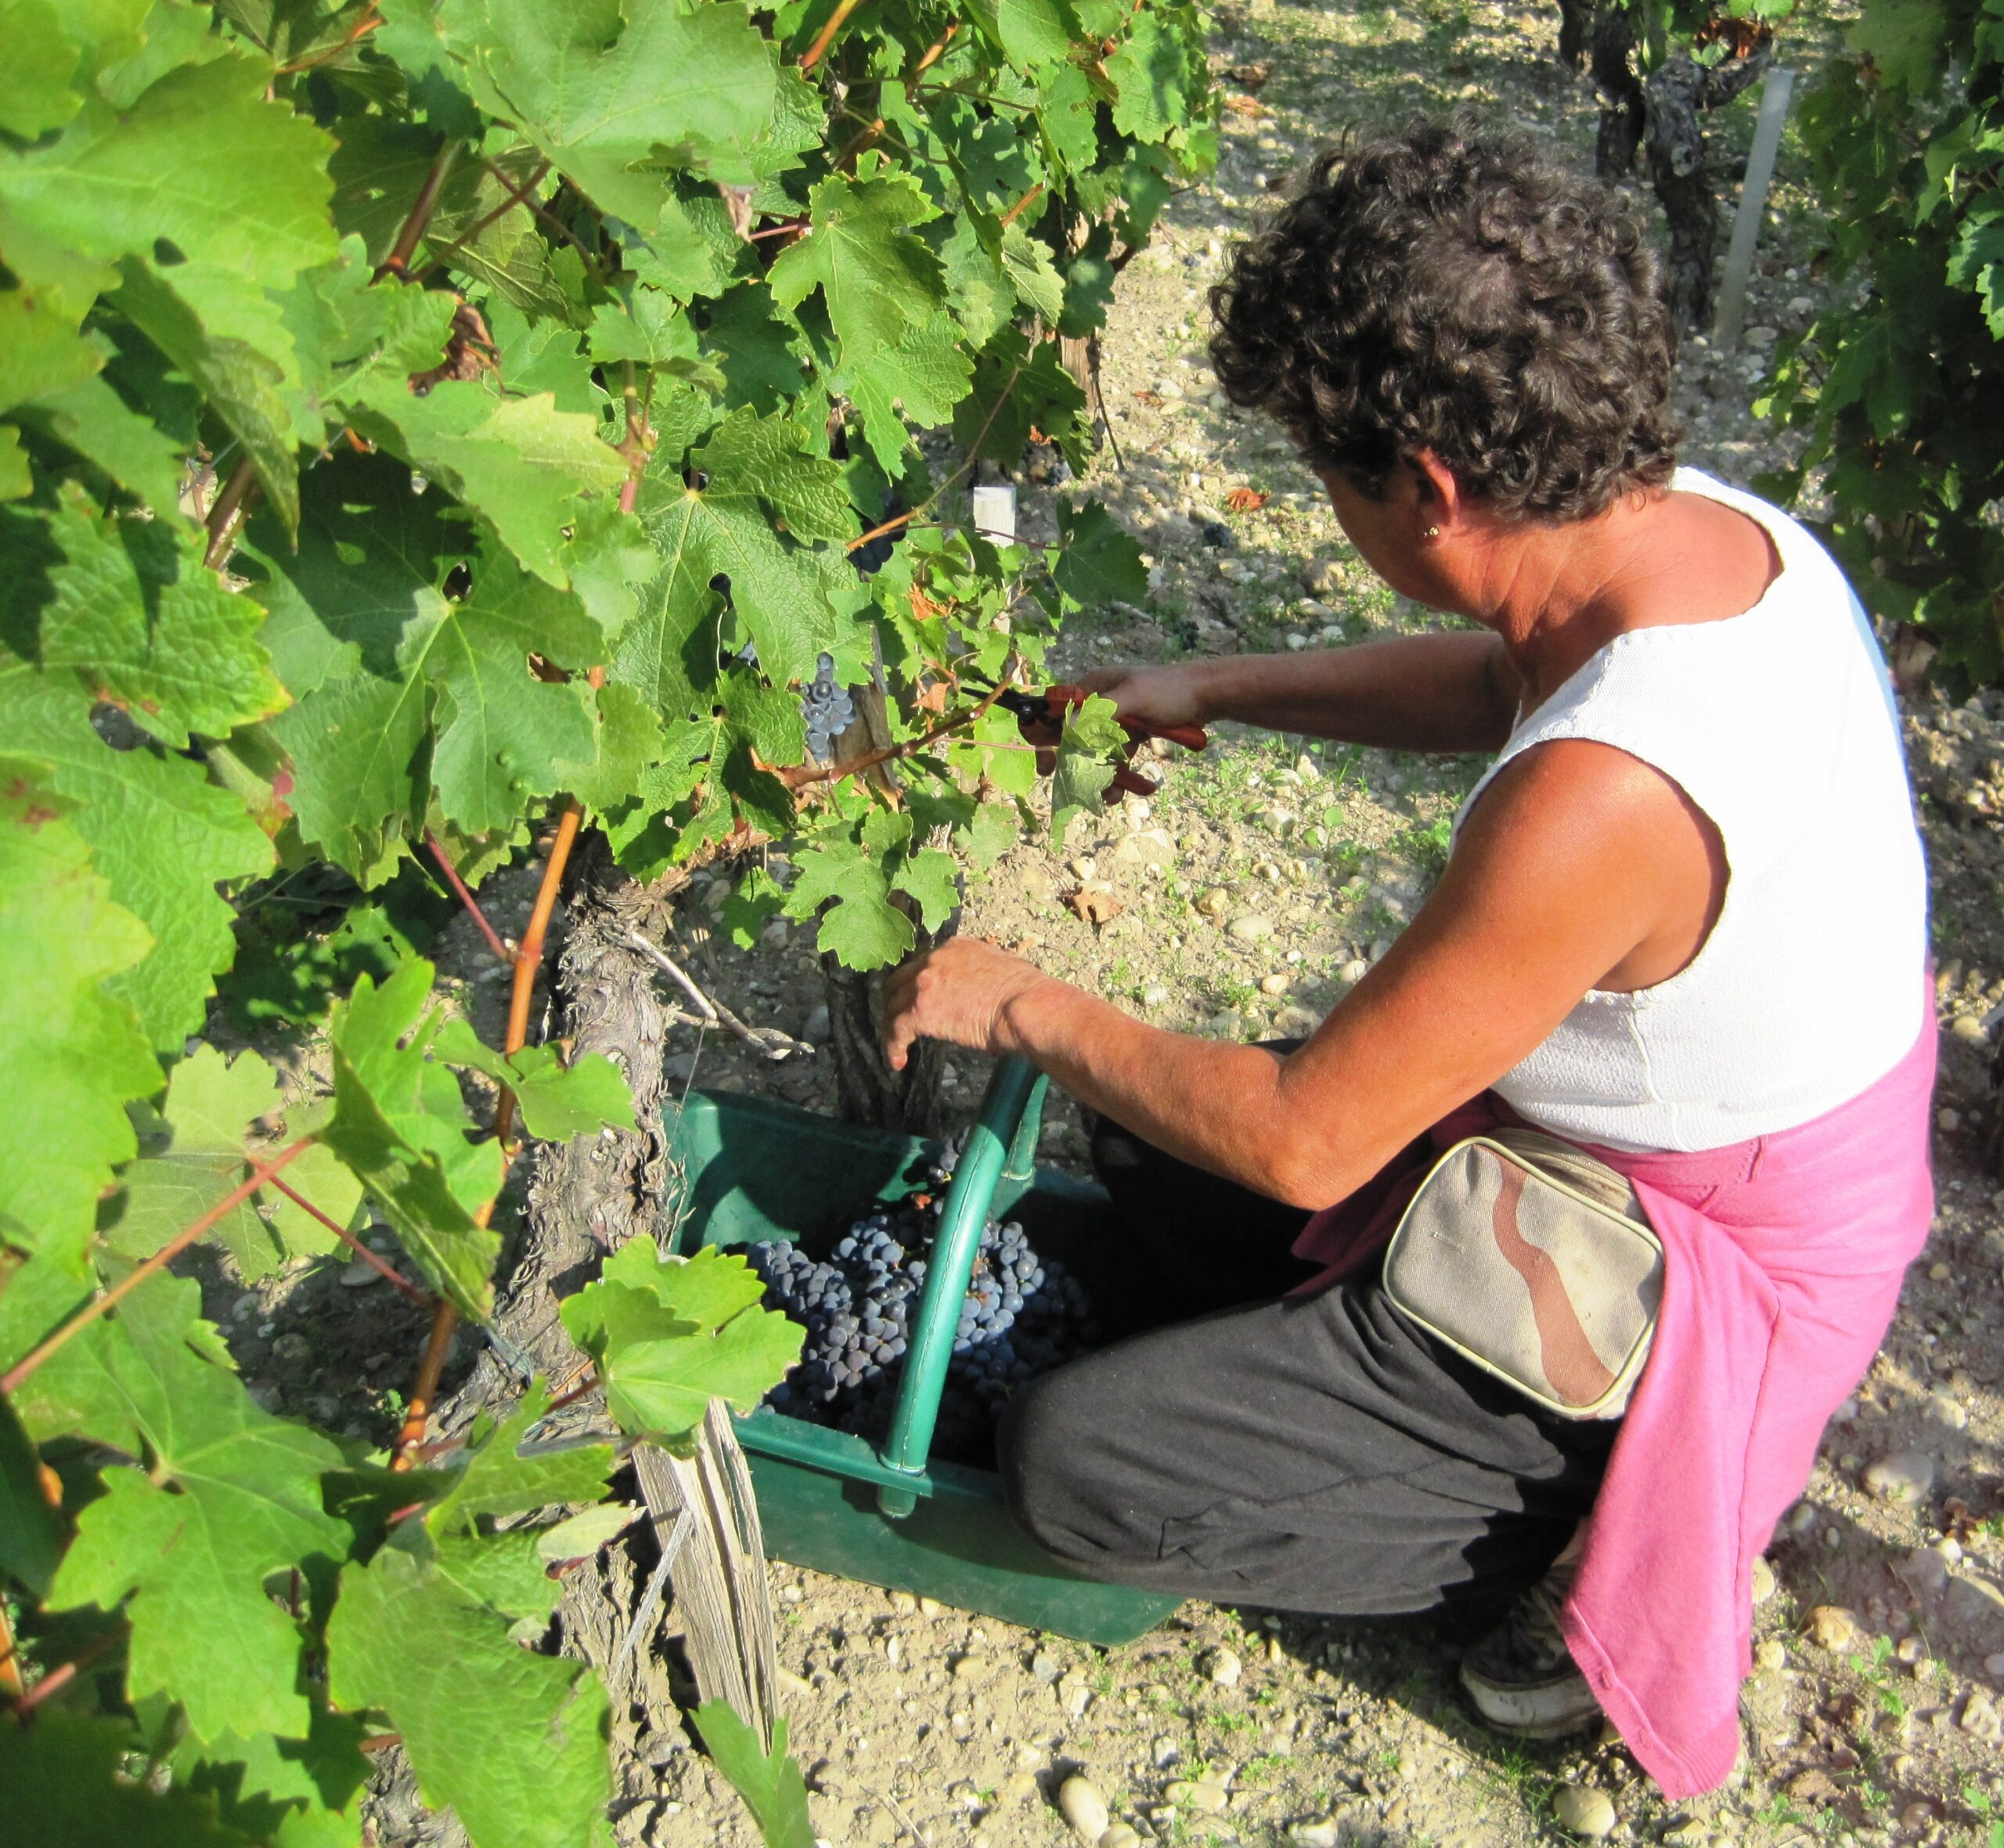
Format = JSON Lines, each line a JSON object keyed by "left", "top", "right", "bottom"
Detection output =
{"left": 1559, "top": 3, "right": 1773, "bottom": 330}
{"left": 1588, "top": 5, "right": 1645, "bottom": 178}
{"left": 367, "top": 838, "right": 778, "bottom": 1846}
{"left": 1643, "top": 45, "right": 1772, "bottom": 330}
{"left": 819, "top": 899, "right": 957, "bottom": 1136}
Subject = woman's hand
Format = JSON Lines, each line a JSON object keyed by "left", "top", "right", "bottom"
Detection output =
{"left": 1074, "top": 661, "right": 1216, "bottom": 737}
{"left": 882, "top": 938, "right": 1056, "bottom": 1072}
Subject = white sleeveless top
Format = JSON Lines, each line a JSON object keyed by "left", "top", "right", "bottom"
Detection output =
{"left": 1452, "top": 470, "right": 1929, "bottom": 1153}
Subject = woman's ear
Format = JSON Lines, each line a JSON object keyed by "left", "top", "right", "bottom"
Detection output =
{"left": 1408, "top": 449, "right": 1465, "bottom": 531}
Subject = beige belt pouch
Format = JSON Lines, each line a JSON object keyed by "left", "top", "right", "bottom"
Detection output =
{"left": 1381, "top": 1128, "right": 1663, "bottom": 1421}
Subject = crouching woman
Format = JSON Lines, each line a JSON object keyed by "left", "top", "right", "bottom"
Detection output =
{"left": 880, "top": 120, "right": 1934, "bottom": 1797}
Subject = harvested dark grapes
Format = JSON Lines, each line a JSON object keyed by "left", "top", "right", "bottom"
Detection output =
{"left": 737, "top": 1151, "right": 1096, "bottom": 1464}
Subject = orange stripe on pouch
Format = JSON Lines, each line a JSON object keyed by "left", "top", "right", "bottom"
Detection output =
{"left": 1490, "top": 1157, "right": 1616, "bottom": 1406}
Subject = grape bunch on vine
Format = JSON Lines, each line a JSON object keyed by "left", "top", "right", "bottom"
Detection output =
{"left": 0, "top": 0, "right": 1216, "bottom": 1843}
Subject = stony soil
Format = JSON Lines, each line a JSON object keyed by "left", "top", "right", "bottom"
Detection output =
{"left": 212, "top": 3, "right": 2004, "bottom": 1846}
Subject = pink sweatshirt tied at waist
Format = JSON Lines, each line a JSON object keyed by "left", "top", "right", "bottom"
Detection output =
{"left": 1291, "top": 992, "right": 1939, "bottom": 1798}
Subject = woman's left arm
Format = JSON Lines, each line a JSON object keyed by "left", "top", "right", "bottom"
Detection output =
{"left": 883, "top": 737, "right": 1719, "bottom": 1209}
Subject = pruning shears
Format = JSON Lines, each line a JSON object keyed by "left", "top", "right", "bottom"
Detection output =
{"left": 962, "top": 672, "right": 1209, "bottom": 802}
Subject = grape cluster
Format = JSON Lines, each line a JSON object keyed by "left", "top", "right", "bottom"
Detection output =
{"left": 741, "top": 1150, "right": 1096, "bottom": 1464}
{"left": 798, "top": 653, "right": 856, "bottom": 764}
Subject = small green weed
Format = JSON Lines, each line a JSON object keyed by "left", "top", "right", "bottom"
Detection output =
{"left": 1848, "top": 1637, "right": 1907, "bottom": 1717}
{"left": 1394, "top": 814, "right": 1454, "bottom": 875}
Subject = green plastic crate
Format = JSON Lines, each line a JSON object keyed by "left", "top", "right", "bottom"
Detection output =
{"left": 662, "top": 1057, "right": 1179, "bottom": 1646}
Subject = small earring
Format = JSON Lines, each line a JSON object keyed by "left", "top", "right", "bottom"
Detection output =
{"left": 1423, "top": 525, "right": 1440, "bottom": 540}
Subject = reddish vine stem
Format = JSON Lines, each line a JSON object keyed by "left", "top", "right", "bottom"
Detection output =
{"left": 2, "top": 1140, "right": 314, "bottom": 1395}
{"left": 832, "top": 23, "right": 958, "bottom": 168}
{"left": 7, "top": 1626, "right": 124, "bottom": 1717}
{"left": 911, "top": 20, "right": 960, "bottom": 77}
{"left": 481, "top": 162, "right": 608, "bottom": 283}
{"left": 798, "top": 0, "right": 865, "bottom": 70}
{"left": 424, "top": 830, "right": 510, "bottom": 963}
{"left": 438, "top": 157, "right": 551, "bottom": 258}
{"left": 785, "top": 685, "right": 1005, "bottom": 791}
{"left": 377, "top": 139, "right": 460, "bottom": 280}
{"left": 998, "top": 181, "right": 1044, "bottom": 229}
{"left": 502, "top": 791, "right": 593, "bottom": 1108}
{"left": 833, "top": 117, "right": 887, "bottom": 168}
{"left": 391, "top": 714, "right": 604, "bottom": 1471}
{"left": 265, "top": 1177, "right": 431, "bottom": 1305}
{"left": 274, "top": 3, "right": 381, "bottom": 75}
{"left": 847, "top": 505, "right": 929, "bottom": 553}
{"left": 202, "top": 456, "right": 259, "bottom": 570}
{"left": 842, "top": 351, "right": 1026, "bottom": 558}
{"left": 540, "top": 1367, "right": 601, "bottom": 1416}
{"left": 390, "top": 1295, "right": 464, "bottom": 1475}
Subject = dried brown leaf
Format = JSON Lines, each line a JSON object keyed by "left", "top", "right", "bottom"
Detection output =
{"left": 1064, "top": 885, "right": 1123, "bottom": 927}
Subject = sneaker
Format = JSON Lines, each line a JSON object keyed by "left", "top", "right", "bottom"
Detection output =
{"left": 1458, "top": 1554, "right": 1603, "bottom": 1739}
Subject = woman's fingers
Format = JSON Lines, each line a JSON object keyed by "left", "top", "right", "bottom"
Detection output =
{"left": 878, "top": 938, "right": 1051, "bottom": 1068}
{"left": 881, "top": 953, "right": 926, "bottom": 1072}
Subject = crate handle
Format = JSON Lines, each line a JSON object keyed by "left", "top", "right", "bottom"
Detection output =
{"left": 876, "top": 1055, "right": 1046, "bottom": 1517}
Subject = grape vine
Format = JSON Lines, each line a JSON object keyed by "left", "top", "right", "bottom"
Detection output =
{"left": 0, "top": 1, "right": 1215, "bottom": 1844}
{"left": 1756, "top": 0, "right": 2004, "bottom": 692}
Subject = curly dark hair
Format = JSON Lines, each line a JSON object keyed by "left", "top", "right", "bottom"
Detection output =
{"left": 1209, "top": 117, "right": 1678, "bottom": 522}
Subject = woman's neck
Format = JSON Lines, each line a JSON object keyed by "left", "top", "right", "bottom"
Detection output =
{"left": 1472, "top": 489, "right": 1780, "bottom": 713}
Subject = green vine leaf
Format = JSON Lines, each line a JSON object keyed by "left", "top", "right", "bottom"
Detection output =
{"left": 272, "top": 530, "right": 605, "bottom": 867}
{"left": 0, "top": 1709, "right": 254, "bottom": 1848}
{"left": 427, "top": 0, "right": 784, "bottom": 209}
{"left": 1105, "top": 6, "right": 1197, "bottom": 143}
{"left": 343, "top": 380, "right": 628, "bottom": 591}
{"left": 171, "top": 1708, "right": 373, "bottom": 1848}
{"left": 319, "top": 960, "right": 502, "bottom": 1319}
{"left": 0, "top": 0, "right": 85, "bottom": 141}
{"left": 0, "top": 756, "right": 157, "bottom": 1270}
{"left": 560, "top": 1242, "right": 802, "bottom": 1452}
{"left": 1051, "top": 498, "right": 1149, "bottom": 613}
{"left": 0, "top": 52, "right": 337, "bottom": 288}
{"left": 626, "top": 409, "right": 862, "bottom": 689}
{"left": 1049, "top": 692, "right": 1126, "bottom": 845}
{"left": 106, "top": 1044, "right": 364, "bottom": 1281}
{"left": 431, "top": 1019, "right": 639, "bottom": 1142}
{"left": 25, "top": 485, "right": 287, "bottom": 747}
{"left": 0, "top": 650, "right": 274, "bottom": 1049}
{"left": 692, "top": 1701, "right": 816, "bottom": 1848}
{"left": 42, "top": 1273, "right": 348, "bottom": 1746}
{"left": 326, "top": 1531, "right": 614, "bottom": 1848}
{"left": 892, "top": 847, "right": 961, "bottom": 932}
{"left": 13, "top": 371, "right": 189, "bottom": 516}
{"left": 425, "top": 1379, "right": 617, "bottom": 1538}
{"left": 783, "top": 835, "right": 918, "bottom": 971}
{"left": 768, "top": 166, "right": 950, "bottom": 365}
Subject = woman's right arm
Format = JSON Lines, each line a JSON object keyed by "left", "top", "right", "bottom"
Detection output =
{"left": 1080, "top": 631, "right": 1519, "bottom": 755}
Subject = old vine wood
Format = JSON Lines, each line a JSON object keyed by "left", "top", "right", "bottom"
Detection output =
{"left": 0, "top": 1, "right": 1215, "bottom": 1843}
